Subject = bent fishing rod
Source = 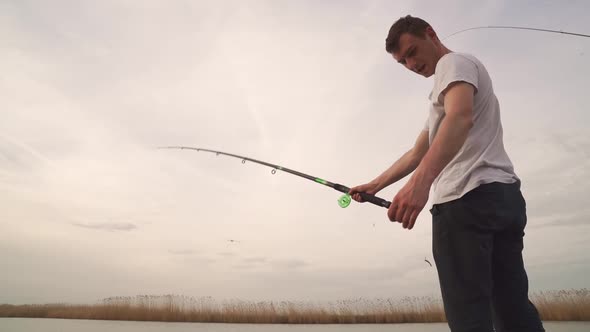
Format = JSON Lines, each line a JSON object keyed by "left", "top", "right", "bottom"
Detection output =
{"left": 158, "top": 146, "right": 391, "bottom": 209}
{"left": 443, "top": 25, "right": 590, "bottom": 40}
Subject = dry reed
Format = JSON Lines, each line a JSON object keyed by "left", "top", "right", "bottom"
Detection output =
{"left": 0, "top": 289, "right": 588, "bottom": 323}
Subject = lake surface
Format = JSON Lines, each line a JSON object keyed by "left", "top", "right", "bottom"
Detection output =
{"left": 1, "top": 318, "right": 589, "bottom": 331}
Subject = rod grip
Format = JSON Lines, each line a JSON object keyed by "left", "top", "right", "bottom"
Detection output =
{"left": 359, "top": 192, "right": 391, "bottom": 209}
{"left": 333, "top": 183, "right": 391, "bottom": 209}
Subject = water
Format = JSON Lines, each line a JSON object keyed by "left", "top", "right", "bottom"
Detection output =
{"left": 1, "top": 318, "right": 588, "bottom": 332}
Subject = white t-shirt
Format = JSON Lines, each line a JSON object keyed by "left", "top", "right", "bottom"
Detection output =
{"left": 424, "top": 52, "right": 519, "bottom": 205}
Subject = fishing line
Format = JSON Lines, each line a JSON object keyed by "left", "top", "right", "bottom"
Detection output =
{"left": 158, "top": 146, "right": 391, "bottom": 209}
{"left": 443, "top": 25, "right": 590, "bottom": 40}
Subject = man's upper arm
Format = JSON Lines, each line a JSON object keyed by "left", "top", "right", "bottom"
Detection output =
{"left": 442, "top": 82, "right": 475, "bottom": 121}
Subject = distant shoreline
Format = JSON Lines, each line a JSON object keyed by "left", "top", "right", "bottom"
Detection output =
{"left": 1, "top": 289, "right": 588, "bottom": 323}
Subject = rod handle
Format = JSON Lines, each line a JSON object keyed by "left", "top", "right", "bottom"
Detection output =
{"left": 333, "top": 184, "right": 391, "bottom": 209}
{"left": 359, "top": 192, "right": 391, "bottom": 209}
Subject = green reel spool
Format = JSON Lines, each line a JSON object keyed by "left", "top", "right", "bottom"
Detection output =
{"left": 338, "top": 194, "right": 352, "bottom": 208}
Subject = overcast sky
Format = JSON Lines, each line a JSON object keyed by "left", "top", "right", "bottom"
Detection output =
{"left": 1, "top": 0, "right": 589, "bottom": 305}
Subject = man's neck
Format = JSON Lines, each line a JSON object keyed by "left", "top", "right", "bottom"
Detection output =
{"left": 435, "top": 45, "right": 452, "bottom": 65}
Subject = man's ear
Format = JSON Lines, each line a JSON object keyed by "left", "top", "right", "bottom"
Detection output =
{"left": 425, "top": 26, "right": 438, "bottom": 41}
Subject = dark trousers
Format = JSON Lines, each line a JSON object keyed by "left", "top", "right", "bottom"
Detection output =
{"left": 431, "top": 181, "right": 545, "bottom": 332}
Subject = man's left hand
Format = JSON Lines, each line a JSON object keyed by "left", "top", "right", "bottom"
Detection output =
{"left": 388, "top": 177, "right": 430, "bottom": 230}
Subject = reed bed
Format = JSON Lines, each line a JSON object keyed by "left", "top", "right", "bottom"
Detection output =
{"left": 1, "top": 289, "right": 588, "bottom": 323}
{"left": 531, "top": 289, "right": 590, "bottom": 321}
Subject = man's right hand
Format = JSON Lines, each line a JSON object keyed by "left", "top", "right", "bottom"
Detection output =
{"left": 348, "top": 182, "right": 381, "bottom": 203}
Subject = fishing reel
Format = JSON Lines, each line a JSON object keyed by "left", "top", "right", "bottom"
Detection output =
{"left": 338, "top": 194, "right": 352, "bottom": 208}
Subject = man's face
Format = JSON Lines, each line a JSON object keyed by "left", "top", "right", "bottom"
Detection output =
{"left": 392, "top": 30, "right": 439, "bottom": 78}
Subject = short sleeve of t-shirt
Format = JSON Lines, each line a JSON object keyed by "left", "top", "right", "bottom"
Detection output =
{"left": 432, "top": 54, "right": 479, "bottom": 104}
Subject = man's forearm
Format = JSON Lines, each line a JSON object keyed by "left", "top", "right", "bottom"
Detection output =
{"left": 412, "top": 113, "right": 473, "bottom": 186}
{"left": 372, "top": 149, "right": 423, "bottom": 192}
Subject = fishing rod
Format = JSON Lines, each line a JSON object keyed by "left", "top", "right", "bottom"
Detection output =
{"left": 158, "top": 146, "right": 391, "bottom": 209}
{"left": 443, "top": 25, "right": 590, "bottom": 40}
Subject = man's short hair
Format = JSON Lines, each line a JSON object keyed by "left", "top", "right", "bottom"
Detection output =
{"left": 385, "top": 15, "right": 431, "bottom": 53}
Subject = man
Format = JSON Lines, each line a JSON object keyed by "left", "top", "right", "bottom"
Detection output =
{"left": 349, "top": 15, "right": 545, "bottom": 332}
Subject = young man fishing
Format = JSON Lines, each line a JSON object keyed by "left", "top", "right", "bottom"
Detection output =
{"left": 349, "top": 15, "right": 545, "bottom": 332}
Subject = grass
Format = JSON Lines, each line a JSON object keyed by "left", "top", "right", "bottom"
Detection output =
{"left": 0, "top": 289, "right": 588, "bottom": 323}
